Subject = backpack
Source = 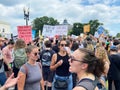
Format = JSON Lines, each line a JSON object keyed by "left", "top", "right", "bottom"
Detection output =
{"left": 77, "top": 78, "right": 106, "bottom": 90}
{"left": 13, "top": 48, "right": 27, "bottom": 69}
{"left": 40, "top": 49, "right": 55, "bottom": 66}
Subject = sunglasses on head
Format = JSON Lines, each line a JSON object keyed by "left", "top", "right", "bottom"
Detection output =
{"left": 34, "top": 52, "right": 39, "bottom": 56}
{"left": 60, "top": 44, "right": 67, "bottom": 47}
{"left": 69, "top": 56, "right": 83, "bottom": 63}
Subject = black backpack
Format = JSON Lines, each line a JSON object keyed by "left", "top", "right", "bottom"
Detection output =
{"left": 40, "top": 49, "right": 55, "bottom": 66}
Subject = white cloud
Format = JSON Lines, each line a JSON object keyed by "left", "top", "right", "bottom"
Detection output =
{"left": 0, "top": 0, "right": 120, "bottom": 36}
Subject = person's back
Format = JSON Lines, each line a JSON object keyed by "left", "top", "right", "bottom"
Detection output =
{"left": 108, "top": 54, "right": 120, "bottom": 80}
{"left": 108, "top": 45, "right": 120, "bottom": 90}
{"left": 13, "top": 48, "right": 27, "bottom": 69}
{"left": 0, "top": 37, "right": 7, "bottom": 86}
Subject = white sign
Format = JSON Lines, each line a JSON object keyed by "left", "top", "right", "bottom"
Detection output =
{"left": 42, "top": 25, "right": 68, "bottom": 37}
{"left": 94, "top": 31, "right": 99, "bottom": 38}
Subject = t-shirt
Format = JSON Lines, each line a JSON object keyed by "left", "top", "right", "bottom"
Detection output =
{"left": 2, "top": 46, "right": 14, "bottom": 63}
{"left": 20, "top": 62, "right": 42, "bottom": 90}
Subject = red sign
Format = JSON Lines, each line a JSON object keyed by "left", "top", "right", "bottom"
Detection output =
{"left": 17, "top": 26, "right": 32, "bottom": 44}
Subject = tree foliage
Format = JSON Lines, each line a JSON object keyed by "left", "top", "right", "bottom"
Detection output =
{"left": 70, "top": 20, "right": 103, "bottom": 36}
{"left": 88, "top": 20, "right": 103, "bottom": 35}
{"left": 32, "top": 16, "right": 59, "bottom": 36}
{"left": 32, "top": 17, "right": 105, "bottom": 37}
{"left": 116, "top": 33, "right": 120, "bottom": 38}
{"left": 70, "top": 23, "right": 83, "bottom": 35}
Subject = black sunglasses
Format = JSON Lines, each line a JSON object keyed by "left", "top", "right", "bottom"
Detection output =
{"left": 60, "top": 44, "right": 67, "bottom": 47}
{"left": 69, "top": 56, "right": 83, "bottom": 63}
{"left": 34, "top": 53, "right": 39, "bottom": 56}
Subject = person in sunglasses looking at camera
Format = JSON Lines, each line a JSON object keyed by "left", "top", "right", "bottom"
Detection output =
{"left": 50, "top": 39, "right": 73, "bottom": 90}
{"left": 17, "top": 45, "right": 44, "bottom": 90}
{"left": 69, "top": 48, "right": 105, "bottom": 90}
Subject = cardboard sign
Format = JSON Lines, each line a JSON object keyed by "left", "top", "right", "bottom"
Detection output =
{"left": 84, "top": 25, "right": 90, "bottom": 33}
{"left": 17, "top": 26, "right": 32, "bottom": 44}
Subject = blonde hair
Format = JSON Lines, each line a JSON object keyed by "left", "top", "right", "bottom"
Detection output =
{"left": 86, "top": 44, "right": 94, "bottom": 51}
{"left": 117, "top": 44, "right": 120, "bottom": 50}
{"left": 14, "top": 39, "right": 26, "bottom": 50}
{"left": 95, "top": 46, "right": 110, "bottom": 64}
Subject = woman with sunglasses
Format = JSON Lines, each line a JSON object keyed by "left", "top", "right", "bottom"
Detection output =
{"left": 17, "top": 45, "right": 44, "bottom": 90}
{"left": 50, "top": 39, "right": 73, "bottom": 90}
{"left": 69, "top": 48, "right": 105, "bottom": 90}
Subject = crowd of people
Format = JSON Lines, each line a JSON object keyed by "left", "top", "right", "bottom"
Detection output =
{"left": 0, "top": 34, "right": 120, "bottom": 90}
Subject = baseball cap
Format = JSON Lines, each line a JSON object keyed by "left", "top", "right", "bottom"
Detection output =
{"left": 110, "top": 45, "right": 117, "bottom": 51}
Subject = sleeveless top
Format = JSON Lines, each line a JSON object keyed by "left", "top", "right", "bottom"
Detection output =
{"left": 55, "top": 53, "right": 70, "bottom": 76}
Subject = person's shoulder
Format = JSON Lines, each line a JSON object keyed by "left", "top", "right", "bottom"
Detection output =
{"left": 19, "top": 63, "right": 28, "bottom": 73}
{"left": 73, "top": 86, "right": 86, "bottom": 90}
{"left": 2, "top": 46, "right": 8, "bottom": 51}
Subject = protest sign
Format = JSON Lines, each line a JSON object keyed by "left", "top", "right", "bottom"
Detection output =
{"left": 42, "top": 25, "right": 68, "bottom": 37}
{"left": 84, "top": 24, "right": 90, "bottom": 33}
{"left": 17, "top": 26, "right": 32, "bottom": 44}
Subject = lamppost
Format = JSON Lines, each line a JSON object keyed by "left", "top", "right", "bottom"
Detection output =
{"left": 23, "top": 7, "right": 29, "bottom": 26}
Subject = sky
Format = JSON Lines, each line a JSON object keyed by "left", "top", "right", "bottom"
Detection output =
{"left": 0, "top": 0, "right": 120, "bottom": 36}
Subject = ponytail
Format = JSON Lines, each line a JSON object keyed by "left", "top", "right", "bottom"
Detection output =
{"left": 79, "top": 48, "right": 105, "bottom": 78}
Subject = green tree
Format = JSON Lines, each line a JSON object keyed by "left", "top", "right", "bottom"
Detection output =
{"left": 70, "top": 23, "right": 83, "bottom": 35}
{"left": 104, "top": 29, "right": 109, "bottom": 36}
{"left": 116, "top": 33, "right": 120, "bottom": 38}
{"left": 88, "top": 20, "right": 103, "bottom": 35}
{"left": 32, "top": 16, "right": 59, "bottom": 37}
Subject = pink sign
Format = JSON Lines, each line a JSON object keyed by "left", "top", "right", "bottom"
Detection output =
{"left": 17, "top": 26, "right": 32, "bottom": 44}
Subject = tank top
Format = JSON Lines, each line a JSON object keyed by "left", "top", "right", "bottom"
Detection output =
{"left": 55, "top": 53, "right": 70, "bottom": 76}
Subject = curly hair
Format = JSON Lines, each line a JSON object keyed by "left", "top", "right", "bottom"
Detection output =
{"left": 95, "top": 46, "right": 110, "bottom": 64}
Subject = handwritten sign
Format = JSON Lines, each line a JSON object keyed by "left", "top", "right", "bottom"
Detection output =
{"left": 17, "top": 26, "right": 32, "bottom": 44}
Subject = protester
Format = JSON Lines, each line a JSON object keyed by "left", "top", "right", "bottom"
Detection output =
{"left": 108, "top": 45, "right": 120, "bottom": 90}
{"left": 13, "top": 39, "right": 27, "bottom": 90}
{"left": 69, "top": 48, "right": 105, "bottom": 90}
{"left": 50, "top": 39, "right": 73, "bottom": 90}
{"left": 0, "top": 73, "right": 19, "bottom": 90}
{"left": 17, "top": 45, "right": 44, "bottom": 90}
{"left": 95, "top": 45, "right": 110, "bottom": 89}
{"left": 2, "top": 39, "right": 14, "bottom": 77}
{"left": 40, "top": 40, "right": 55, "bottom": 90}
{"left": 70, "top": 41, "right": 79, "bottom": 88}
{"left": 0, "top": 37, "right": 7, "bottom": 86}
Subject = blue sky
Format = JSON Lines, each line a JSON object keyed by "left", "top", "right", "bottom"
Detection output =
{"left": 0, "top": 0, "right": 120, "bottom": 36}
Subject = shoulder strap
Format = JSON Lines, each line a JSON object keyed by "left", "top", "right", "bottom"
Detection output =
{"left": 37, "top": 62, "right": 42, "bottom": 69}
{"left": 77, "top": 78, "right": 97, "bottom": 90}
